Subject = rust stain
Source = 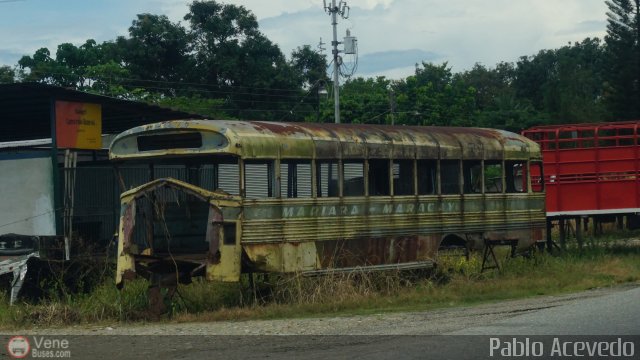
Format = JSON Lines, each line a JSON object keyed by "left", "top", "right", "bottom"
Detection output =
{"left": 316, "top": 236, "right": 432, "bottom": 269}
{"left": 207, "top": 206, "right": 223, "bottom": 265}
{"left": 111, "top": 120, "right": 538, "bottom": 162}
{"left": 111, "top": 120, "right": 544, "bottom": 291}
{"left": 250, "top": 121, "right": 309, "bottom": 136}
{"left": 121, "top": 202, "right": 135, "bottom": 252}
{"left": 122, "top": 269, "right": 137, "bottom": 280}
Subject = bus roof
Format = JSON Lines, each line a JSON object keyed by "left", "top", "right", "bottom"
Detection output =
{"left": 109, "top": 119, "right": 540, "bottom": 161}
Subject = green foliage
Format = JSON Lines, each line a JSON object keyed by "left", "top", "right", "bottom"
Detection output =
{"left": 183, "top": 1, "right": 306, "bottom": 120}
{"left": 0, "top": 65, "right": 15, "bottom": 83}
{"left": 3, "top": 246, "right": 639, "bottom": 328}
{"left": 514, "top": 38, "right": 610, "bottom": 124}
{"left": 456, "top": 62, "right": 515, "bottom": 111}
{"left": 604, "top": 0, "right": 640, "bottom": 119}
{"left": 552, "top": 38, "right": 610, "bottom": 122}
{"left": 391, "top": 62, "right": 476, "bottom": 126}
{"left": 12, "top": 1, "right": 319, "bottom": 121}
{"left": 291, "top": 45, "right": 329, "bottom": 88}
{"left": 116, "top": 14, "right": 192, "bottom": 84}
{"left": 83, "top": 61, "right": 132, "bottom": 97}
{"left": 156, "top": 94, "right": 229, "bottom": 119}
{"left": 6, "top": 0, "right": 639, "bottom": 130}
{"left": 329, "top": 77, "right": 392, "bottom": 124}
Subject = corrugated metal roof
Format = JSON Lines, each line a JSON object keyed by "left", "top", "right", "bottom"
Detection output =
{"left": 0, "top": 138, "right": 51, "bottom": 149}
{"left": 0, "top": 83, "right": 205, "bottom": 142}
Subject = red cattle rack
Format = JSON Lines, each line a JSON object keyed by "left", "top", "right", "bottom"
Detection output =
{"left": 523, "top": 121, "right": 640, "bottom": 217}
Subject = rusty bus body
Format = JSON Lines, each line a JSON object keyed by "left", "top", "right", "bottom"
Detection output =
{"left": 110, "top": 120, "right": 546, "bottom": 287}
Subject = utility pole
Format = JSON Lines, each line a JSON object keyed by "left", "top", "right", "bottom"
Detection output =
{"left": 317, "top": 37, "right": 326, "bottom": 55}
{"left": 388, "top": 89, "right": 397, "bottom": 126}
{"left": 324, "top": 0, "right": 350, "bottom": 124}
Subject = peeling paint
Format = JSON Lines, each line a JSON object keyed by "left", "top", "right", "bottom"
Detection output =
{"left": 111, "top": 121, "right": 545, "bottom": 290}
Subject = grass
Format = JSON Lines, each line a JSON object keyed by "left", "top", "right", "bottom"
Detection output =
{"left": 1, "top": 240, "right": 640, "bottom": 329}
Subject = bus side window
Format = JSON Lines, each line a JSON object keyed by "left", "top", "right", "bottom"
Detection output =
{"left": 463, "top": 161, "right": 482, "bottom": 194}
{"left": 368, "top": 159, "right": 390, "bottom": 196}
{"left": 218, "top": 162, "right": 240, "bottom": 195}
{"left": 317, "top": 161, "right": 339, "bottom": 197}
{"left": 506, "top": 161, "right": 527, "bottom": 193}
{"left": 417, "top": 160, "right": 436, "bottom": 195}
{"left": 440, "top": 160, "right": 460, "bottom": 195}
{"left": 197, "top": 158, "right": 240, "bottom": 195}
{"left": 281, "top": 161, "right": 312, "bottom": 198}
{"left": 343, "top": 161, "right": 365, "bottom": 196}
{"left": 484, "top": 161, "right": 503, "bottom": 193}
{"left": 199, "top": 164, "right": 219, "bottom": 190}
{"left": 245, "top": 161, "right": 275, "bottom": 199}
{"left": 393, "top": 160, "right": 414, "bottom": 196}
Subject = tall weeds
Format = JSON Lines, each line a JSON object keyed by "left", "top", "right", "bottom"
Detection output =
{"left": 270, "top": 269, "right": 415, "bottom": 305}
{"left": 1, "top": 244, "right": 639, "bottom": 329}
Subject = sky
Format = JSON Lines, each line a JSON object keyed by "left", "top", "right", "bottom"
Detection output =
{"left": 0, "top": 0, "right": 609, "bottom": 79}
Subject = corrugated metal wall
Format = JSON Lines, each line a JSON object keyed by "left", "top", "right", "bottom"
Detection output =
{"left": 69, "top": 166, "right": 122, "bottom": 247}
{"left": 68, "top": 161, "right": 241, "bottom": 247}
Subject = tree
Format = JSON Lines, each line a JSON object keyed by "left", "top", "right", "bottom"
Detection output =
{"left": 511, "top": 38, "right": 610, "bottom": 125}
{"left": 393, "top": 62, "right": 476, "bottom": 126}
{"left": 512, "top": 50, "right": 557, "bottom": 111}
{"left": 11, "top": 0, "right": 625, "bottom": 127}
{"left": 604, "top": 0, "right": 640, "bottom": 119}
{"left": 14, "top": 1, "right": 306, "bottom": 120}
{"left": 456, "top": 62, "right": 515, "bottom": 112}
{"left": 18, "top": 47, "right": 59, "bottom": 84}
{"left": 116, "top": 14, "right": 192, "bottom": 83}
{"left": 185, "top": 0, "right": 264, "bottom": 86}
{"left": 290, "top": 45, "right": 328, "bottom": 89}
{"left": 17, "top": 40, "right": 123, "bottom": 90}
{"left": 156, "top": 94, "right": 229, "bottom": 119}
{"left": 184, "top": 1, "right": 302, "bottom": 120}
{"left": 333, "top": 77, "right": 392, "bottom": 124}
{"left": 455, "top": 62, "right": 546, "bottom": 131}
{"left": 289, "top": 45, "right": 329, "bottom": 121}
{"left": 0, "top": 65, "right": 15, "bottom": 83}
{"left": 552, "top": 38, "right": 609, "bottom": 122}
{"left": 84, "top": 61, "right": 131, "bottom": 97}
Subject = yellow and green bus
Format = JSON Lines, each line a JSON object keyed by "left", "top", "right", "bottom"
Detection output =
{"left": 109, "top": 120, "right": 545, "bottom": 288}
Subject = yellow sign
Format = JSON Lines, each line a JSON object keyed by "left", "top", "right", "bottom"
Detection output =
{"left": 55, "top": 101, "right": 102, "bottom": 150}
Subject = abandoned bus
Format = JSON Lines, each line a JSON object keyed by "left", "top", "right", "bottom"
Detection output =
{"left": 109, "top": 120, "right": 545, "bottom": 288}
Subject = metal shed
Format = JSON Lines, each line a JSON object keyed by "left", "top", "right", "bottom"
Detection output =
{"left": 0, "top": 83, "right": 204, "bottom": 248}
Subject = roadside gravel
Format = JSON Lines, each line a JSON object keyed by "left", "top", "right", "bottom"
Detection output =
{"left": 9, "top": 284, "right": 635, "bottom": 336}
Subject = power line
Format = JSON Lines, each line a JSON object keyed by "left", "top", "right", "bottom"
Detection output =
{"left": 19, "top": 75, "right": 309, "bottom": 103}
{"left": 13, "top": 70, "right": 424, "bottom": 117}
{"left": 19, "top": 68, "right": 309, "bottom": 95}
{"left": 13, "top": 69, "right": 436, "bottom": 123}
{"left": 279, "top": 79, "right": 326, "bottom": 121}
{"left": 0, "top": 208, "right": 59, "bottom": 230}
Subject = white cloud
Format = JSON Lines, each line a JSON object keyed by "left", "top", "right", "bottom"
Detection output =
{"left": 0, "top": 0, "right": 609, "bottom": 80}
{"left": 257, "top": 0, "right": 608, "bottom": 78}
